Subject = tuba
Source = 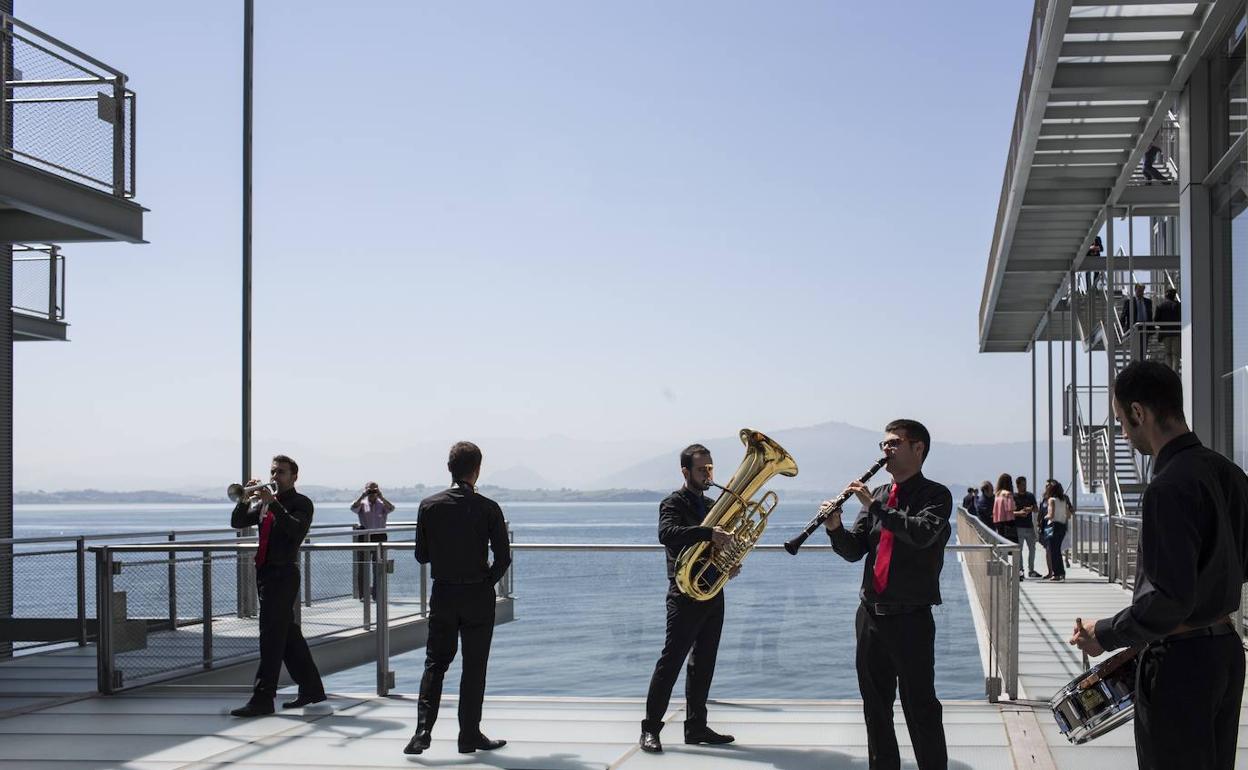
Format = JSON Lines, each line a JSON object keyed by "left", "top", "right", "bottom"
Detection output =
{"left": 674, "top": 429, "right": 798, "bottom": 601}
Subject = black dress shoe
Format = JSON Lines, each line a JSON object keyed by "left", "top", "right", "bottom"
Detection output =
{"left": 685, "top": 726, "right": 735, "bottom": 745}
{"left": 639, "top": 730, "right": 663, "bottom": 753}
{"left": 403, "top": 731, "right": 432, "bottom": 755}
{"left": 281, "top": 693, "right": 327, "bottom": 709}
{"left": 230, "top": 700, "right": 275, "bottom": 718}
{"left": 458, "top": 733, "right": 506, "bottom": 753}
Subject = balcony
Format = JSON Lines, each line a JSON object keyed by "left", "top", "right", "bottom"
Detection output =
{"left": 11, "top": 243, "right": 66, "bottom": 341}
{"left": 0, "top": 13, "right": 144, "bottom": 244}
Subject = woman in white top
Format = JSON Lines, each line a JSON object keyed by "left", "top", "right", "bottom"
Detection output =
{"left": 1043, "top": 480, "right": 1072, "bottom": 582}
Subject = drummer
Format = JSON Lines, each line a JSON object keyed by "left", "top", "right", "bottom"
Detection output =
{"left": 1069, "top": 362, "right": 1248, "bottom": 769}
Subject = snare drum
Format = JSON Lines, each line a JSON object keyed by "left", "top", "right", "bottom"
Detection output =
{"left": 1050, "top": 646, "right": 1140, "bottom": 744}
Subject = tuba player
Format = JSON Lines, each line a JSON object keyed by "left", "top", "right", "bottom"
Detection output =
{"left": 640, "top": 443, "right": 739, "bottom": 753}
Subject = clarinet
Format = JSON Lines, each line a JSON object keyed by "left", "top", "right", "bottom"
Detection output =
{"left": 783, "top": 457, "right": 889, "bottom": 555}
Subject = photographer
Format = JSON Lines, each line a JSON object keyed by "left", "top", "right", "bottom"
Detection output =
{"left": 351, "top": 482, "right": 395, "bottom": 541}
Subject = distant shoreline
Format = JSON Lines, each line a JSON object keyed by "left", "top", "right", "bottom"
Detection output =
{"left": 15, "top": 485, "right": 851, "bottom": 506}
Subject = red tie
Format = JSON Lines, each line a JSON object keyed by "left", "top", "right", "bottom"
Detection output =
{"left": 872, "top": 483, "right": 899, "bottom": 595}
{"left": 255, "top": 506, "right": 274, "bottom": 567}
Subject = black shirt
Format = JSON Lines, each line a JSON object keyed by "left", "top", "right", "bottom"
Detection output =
{"left": 828, "top": 472, "right": 952, "bottom": 607}
{"left": 1013, "top": 491, "right": 1038, "bottom": 528}
{"left": 658, "top": 486, "right": 716, "bottom": 581}
{"left": 231, "top": 487, "right": 315, "bottom": 567}
{"left": 1096, "top": 433, "right": 1248, "bottom": 650}
{"left": 1153, "top": 298, "right": 1181, "bottom": 338}
{"left": 415, "top": 482, "right": 511, "bottom": 585}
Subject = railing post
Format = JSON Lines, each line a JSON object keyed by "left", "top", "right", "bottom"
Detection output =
{"left": 375, "top": 543, "right": 390, "bottom": 696}
{"left": 95, "top": 548, "right": 115, "bottom": 694}
{"left": 76, "top": 536, "right": 86, "bottom": 646}
{"left": 111, "top": 75, "right": 125, "bottom": 195}
{"left": 167, "top": 531, "right": 177, "bottom": 630}
{"left": 1008, "top": 547, "right": 1020, "bottom": 699}
{"left": 47, "top": 246, "right": 58, "bottom": 320}
{"left": 202, "top": 550, "right": 212, "bottom": 668}
{"left": 419, "top": 562, "right": 428, "bottom": 616}
{"left": 303, "top": 543, "right": 312, "bottom": 607}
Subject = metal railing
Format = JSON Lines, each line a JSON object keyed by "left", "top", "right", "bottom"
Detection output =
{"left": 12, "top": 244, "right": 64, "bottom": 320}
{"left": 1068, "top": 511, "right": 1140, "bottom": 589}
{"left": 1, "top": 13, "right": 136, "bottom": 197}
{"left": 0, "top": 521, "right": 414, "bottom": 653}
{"left": 84, "top": 531, "right": 1015, "bottom": 703}
{"left": 954, "top": 508, "right": 1020, "bottom": 702}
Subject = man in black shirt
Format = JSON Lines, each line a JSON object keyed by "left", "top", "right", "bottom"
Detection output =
{"left": 1152, "top": 288, "right": 1181, "bottom": 372}
{"left": 640, "top": 443, "right": 737, "bottom": 754}
{"left": 826, "top": 419, "right": 951, "bottom": 770}
{"left": 1013, "top": 476, "right": 1040, "bottom": 578}
{"left": 229, "top": 454, "right": 325, "bottom": 717}
{"left": 404, "top": 442, "right": 511, "bottom": 756}
{"left": 1071, "top": 362, "right": 1248, "bottom": 770}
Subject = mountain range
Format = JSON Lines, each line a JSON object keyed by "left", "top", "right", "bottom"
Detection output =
{"left": 18, "top": 420, "right": 1072, "bottom": 501}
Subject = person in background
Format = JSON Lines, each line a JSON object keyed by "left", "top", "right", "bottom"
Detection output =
{"left": 1153, "top": 288, "right": 1181, "bottom": 372}
{"left": 973, "top": 481, "right": 995, "bottom": 529}
{"left": 1043, "top": 480, "right": 1071, "bottom": 583}
{"left": 961, "top": 487, "right": 977, "bottom": 515}
{"left": 1013, "top": 476, "right": 1041, "bottom": 578}
{"left": 991, "top": 474, "right": 1018, "bottom": 547}
{"left": 1120, "top": 283, "right": 1154, "bottom": 360}
{"left": 1141, "top": 140, "right": 1169, "bottom": 184}
{"left": 352, "top": 482, "right": 395, "bottom": 539}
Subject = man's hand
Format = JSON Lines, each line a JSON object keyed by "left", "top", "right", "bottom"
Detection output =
{"left": 846, "top": 481, "right": 875, "bottom": 509}
{"left": 1069, "top": 617, "right": 1105, "bottom": 657}
{"left": 710, "top": 527, "right": 732, "bottom": 548}
{"left": 256, "top": 484, "right": 275, "bottom": 504}
{"left": 728, "top": 564, "right": 742, "bottom": 580}
{"left": 820, "top": 501, "right": 843, "bottom": 532}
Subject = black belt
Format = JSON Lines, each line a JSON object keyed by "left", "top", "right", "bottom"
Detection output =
{"left": 435, "top": 577, "right": 487, "bottom": 585}
{"left": 863, "top": 601, "right": 926, "bottom": 616}
{"left": 1157, "top": 619, "right": 1238, "bottom": 645}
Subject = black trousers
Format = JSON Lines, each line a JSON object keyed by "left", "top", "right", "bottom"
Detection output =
{"left": 643, "top": 585, "right": 724, "bottom": 734}
{"left": 1045, "top": 522, "right": 1067, "bottom": 579}
{"left": 252, "top": 564, "right": 324, "bottom": 701}
{"left": 855, "top": 604, "right": 947, "bottom": 770}
{"left": 1135, "top": 631, "right": 1244, "bottom": 769}
{"left": 416, "top": 581, "right": 496, "bottom": 737}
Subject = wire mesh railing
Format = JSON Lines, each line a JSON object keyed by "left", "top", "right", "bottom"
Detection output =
{"left": 1, "top": 13, "right": 135, "bottom": 197}
{"left": 954, "top": 508, "right": 1020, "bottom": 702}
{"left": 0, "top": 521, "right": 409, "bottom": 654}
{"left": 12, "top": 244, "right": 64, "bottom": 320}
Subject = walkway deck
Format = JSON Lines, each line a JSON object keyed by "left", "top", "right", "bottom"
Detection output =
{"left": 1, "top": 563, "right": 1246, "bottom": 768}
{"left": 1013, "top": 563, "right": 1248, "bottom": 769}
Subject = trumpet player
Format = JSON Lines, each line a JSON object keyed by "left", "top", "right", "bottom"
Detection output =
{"left": 824, "top": 420, "right": 950, "bottom": 770}
{"left": 640, "top": 444, "right": 738, "bottom": 754}
{"left": 228, "top": 454, "right": 326, "bottom": 717}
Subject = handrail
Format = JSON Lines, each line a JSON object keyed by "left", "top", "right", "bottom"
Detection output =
{"left": 955, "top": 507, "right": 1020, "bottom": 701}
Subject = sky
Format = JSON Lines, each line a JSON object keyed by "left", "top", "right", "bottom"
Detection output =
{"left": 11, "top": 1, "right": 1079, "bottom": 490}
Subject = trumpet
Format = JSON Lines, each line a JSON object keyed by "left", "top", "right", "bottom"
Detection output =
{"left": 226, "top": 480, "right": 278, "bottom": 503}
{"left": 783, "top": 457, "right": 889, "bottom": 554}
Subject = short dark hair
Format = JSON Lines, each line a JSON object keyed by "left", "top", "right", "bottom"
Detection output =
{"left": 1016, "top": 476, "right": 1027, "bottom": 485}
{"left": 272, "top": 454, "right": 298, "bottom": 476}
{"left": 1165, "top": 288, "right": 1177, "bottom": 300}
{"left": 885, "top": 419, "right": 931, "bottom": 462}
{"left": 680, "top": 443, "right": 711, "bottom": 470}
{"left": 1113, "top": 361, "right": 1185, "bottom": 426}
{"left": 447, "top": 441, "right": 483, "bottom": 480}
